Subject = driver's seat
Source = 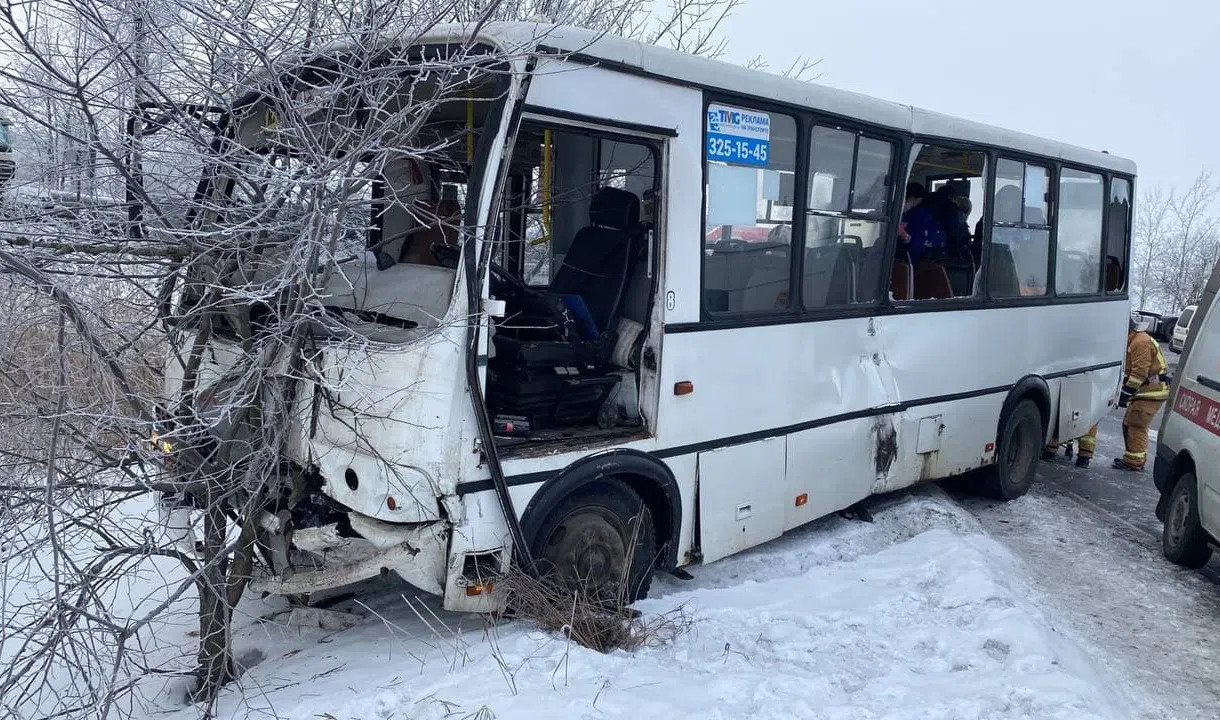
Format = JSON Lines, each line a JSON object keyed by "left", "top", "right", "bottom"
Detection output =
{"left": 487, "top": 188, "right": 641, "bottom": 431}
{"left": 549, "top": 187, "right": 639, "bottom": 335}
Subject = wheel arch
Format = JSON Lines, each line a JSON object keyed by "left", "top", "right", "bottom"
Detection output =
{"left": 519, "top": 449, "right": 682, "bottom": 569}
{"left": 1000, "top": 375, "right": 1052, "bottom": 442}
{"left": 1170, "top": 449, "right": 1197, "bottom": 483}
{"left": 1156, "top": 448, "right": 1197, "bottom": 521}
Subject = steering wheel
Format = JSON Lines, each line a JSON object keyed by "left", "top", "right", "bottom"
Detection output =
{"left": 490, "top": 259, "right": 529, "bottom": 298}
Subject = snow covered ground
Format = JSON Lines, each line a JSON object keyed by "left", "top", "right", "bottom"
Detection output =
{"left": 963, "top": 486, "right": 1220, "bottom": 720}
{"left": 118, "top": 488, "right": 1138, "bottom": 720}
{"left": 957, "top": 399, "right": 1220, "bottom": 719}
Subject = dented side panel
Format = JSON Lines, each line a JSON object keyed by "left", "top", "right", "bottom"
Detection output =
{"left": 785, "top": 418, "right": 885, "bottom": 531}
{"left": 872, "top": 302, "right": 1125, "bottom": 486}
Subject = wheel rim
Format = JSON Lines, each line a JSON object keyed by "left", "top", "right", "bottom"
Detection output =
{"left": 540, "top": 508, "right": 628, "bottom": 597}
{"left": 1167, "top": 490, "right": 1191, "bottom": 550}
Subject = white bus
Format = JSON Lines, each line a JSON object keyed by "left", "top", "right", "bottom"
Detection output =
{"left": 162, "top": 23, "right": 1135, "bottom": 612}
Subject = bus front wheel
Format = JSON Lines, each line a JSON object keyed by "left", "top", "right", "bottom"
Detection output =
{"left": 985, "top": 399, "right": 1041, "bottom": 501}
{"left": 531, "top": 480, "right": 657, "bottom": 605}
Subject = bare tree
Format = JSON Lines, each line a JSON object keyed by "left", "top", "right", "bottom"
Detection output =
{"left": 1132, "top": 172, "right": 1220, "bottom": 314}
{"left": 0, "top": 1, "right": 786, "bottom": 718}
{"left": 1131, "top": 186, "right": 1171, "bottom": 310}
{"left": 1156, "top": 172, "right": 1220, "bottom": 312}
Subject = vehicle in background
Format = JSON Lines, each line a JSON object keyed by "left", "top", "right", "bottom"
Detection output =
{"left": 0, "top": 117, "right": 13, "bottom": 189}
{"left": 1172, "top": 305, "right": 1197, "bottom": 352}
{"left": 1157, "top": 315, "right": 1179, "bottom": 343}
{"left": 1132, "top": 310, "right": 1178, "bottom": 343}
{"left": 1133, "top": 309, "right": 1161, "bottom": 335}
{"left": 1154, "top": 265, "right": 1220, "bottom": 571}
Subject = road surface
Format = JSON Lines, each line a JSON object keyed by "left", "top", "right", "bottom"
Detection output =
{"left": 955, "top": 349, "right": 1220, "bottom": 718}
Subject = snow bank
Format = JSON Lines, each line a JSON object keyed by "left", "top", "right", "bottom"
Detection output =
{"left": 1, "top": 491, "right": 199, "bottom": 718}
{"left": 144, "top": 488, "right": 1132, "bottom": 720}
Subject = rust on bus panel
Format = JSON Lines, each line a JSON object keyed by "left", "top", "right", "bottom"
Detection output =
{"left": 872, "top": 415, "right": 897, "bottom": 477}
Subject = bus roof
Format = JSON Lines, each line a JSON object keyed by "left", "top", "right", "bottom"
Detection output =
{"left": 409, "top": 22, "right": 1136, "bottom": 176}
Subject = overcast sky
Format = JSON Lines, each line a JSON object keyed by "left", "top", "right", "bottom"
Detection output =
{"left": 717, "top": 0, "right": 1219, "bottom": 196}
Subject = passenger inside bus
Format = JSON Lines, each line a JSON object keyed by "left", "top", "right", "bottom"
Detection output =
{"left": 894, "top": 145, "right": 990, "bottom": 301}
{"left": 365, "top": 157, "right": 466, "bottom": 268}
{"left": 900, "top": 182, "right": 943, "bottom": 265}
{"left": 397, "top": 193, "right": 463, "bottom": 265}
{"left": 311, "top": 160, "right": 471, "bottom": 340}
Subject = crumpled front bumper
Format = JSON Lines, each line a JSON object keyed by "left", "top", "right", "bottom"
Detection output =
{"left": 248, "top": 514, "right": 449, "bottom": 596}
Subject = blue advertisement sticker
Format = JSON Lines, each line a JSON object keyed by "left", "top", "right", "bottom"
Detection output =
{"left": 706, "top": 104, "right": 771, "bottom": 167}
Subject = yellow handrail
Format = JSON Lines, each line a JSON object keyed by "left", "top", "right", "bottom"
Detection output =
{"left": 532, "top": 129, "right": 552, "bottom": 246}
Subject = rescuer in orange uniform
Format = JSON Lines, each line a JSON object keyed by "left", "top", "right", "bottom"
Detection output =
{"left": 1114, "top": 317, "right": 1170, "bottom": 471}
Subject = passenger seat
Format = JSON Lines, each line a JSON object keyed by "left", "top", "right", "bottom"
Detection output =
{"left": 941, "top": 254, "right": 975, "bottom": 297}
{"left": 988, "top": 243, "right": 1021, "bottom": 297}
{"left": 742, "top": 248, "right": 792, "bottom": 310}
{"left": 803, "top": 244, "right": 855, "bottom": 307}
{"left": 891, "top": 250, "right": 913, "bottom": 301}
{"left": 913, "top": 261, "right": 953, "bottom": 300}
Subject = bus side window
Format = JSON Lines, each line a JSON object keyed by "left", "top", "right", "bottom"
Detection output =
{"left": 702, "top": 106, "right": 798, "bottom": 315}
{"left": 1105, "top": 177, "right": 1132, "bottom": 293}
{"left": 1055, "top": 168, "right": 1105, "bottom": 295}
{"left": 899, "top": 144, "right": 988, "bottom": 301}
{"left": 991, "top": 159, "right": 1052, "bottom": 298}
{"left": 802, "top": 127, "right": 894, "bottom": 308}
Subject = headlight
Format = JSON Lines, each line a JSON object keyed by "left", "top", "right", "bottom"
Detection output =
{"left": 149, "top": 431, "right": 172, "bottom": 454}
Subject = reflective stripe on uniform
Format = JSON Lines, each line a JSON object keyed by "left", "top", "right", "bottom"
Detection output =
{"left": 1151, "top": 338, "right": 1168, "bottom": 375}
{"left": 1134, "top": 386, "right": 1169, "bottom": 401}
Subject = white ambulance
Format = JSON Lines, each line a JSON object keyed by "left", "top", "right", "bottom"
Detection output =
{"left": 1155, "top": 264, "right": 1220, "bottom": 569}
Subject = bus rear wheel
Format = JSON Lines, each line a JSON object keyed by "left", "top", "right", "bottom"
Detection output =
{"left": 531, "top": 480, "right": 657, "bottom": 605}
{"left": 985, "top": 399, "right": 1041, "bottom": 501}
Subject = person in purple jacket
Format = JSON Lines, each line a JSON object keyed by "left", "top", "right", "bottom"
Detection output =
{"left": 899, "top": 182, "right": 945, "bottom": 265}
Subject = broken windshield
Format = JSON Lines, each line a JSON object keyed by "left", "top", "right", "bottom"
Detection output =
{"left": 168, "top": 50, "right": 511, "bottom": 342}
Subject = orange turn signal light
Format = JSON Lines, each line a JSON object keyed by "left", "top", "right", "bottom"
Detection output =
{"left": 795, "top": 493, "right": 808, "bottom": 507}
{"left": 465, "top": 582, "right": 494, "bottom": 597}
{"left": 386, "top": 496, "right": 397, "bottom": 511}
{"left": 674, "top": 381, "right": 694, "bottom": 396}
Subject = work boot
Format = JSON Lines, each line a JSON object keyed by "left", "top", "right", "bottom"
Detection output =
{"left": 1112, "top": 458, "right": 1141, "bottom": 471}
{"left": 1041, "top": 449, "right": 1056, "bottom": 462}
{"left": 1075, "top": 457, "right": 1090, "bottom": 469}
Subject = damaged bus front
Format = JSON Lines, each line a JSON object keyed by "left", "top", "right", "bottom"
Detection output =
{"left": 156, "top": 39, "right": 527, "bottom": 612}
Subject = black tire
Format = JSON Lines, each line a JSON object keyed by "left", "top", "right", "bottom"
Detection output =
{"left": 1162, "top": 472, "right": 1213, "bottom": 569}
{"left": 530, "top": 480, "right": 657, "bottom": 604}
{"left": 984, "top": 399, "right": 1042, "bottom": 501}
